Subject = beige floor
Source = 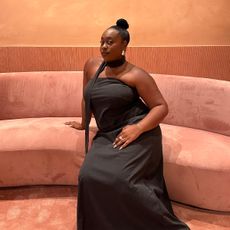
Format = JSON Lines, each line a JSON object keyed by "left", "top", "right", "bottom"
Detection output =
{"left": 0, "top": 186, "right": 229, "bottom": 230}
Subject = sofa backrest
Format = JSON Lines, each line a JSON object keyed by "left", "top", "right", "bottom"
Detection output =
{"left": 0, "top": 71, "right": 83, "bottom": 119}
{"left": 1, "top": 71, "right": 229, "bottom": 136}
{"left": 153, "top": 74, "right": 230, "bottom": 136}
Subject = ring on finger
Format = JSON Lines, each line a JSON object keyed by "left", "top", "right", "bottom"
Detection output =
{"left": 119, "top": 136, "right": 124, "bottom": 141}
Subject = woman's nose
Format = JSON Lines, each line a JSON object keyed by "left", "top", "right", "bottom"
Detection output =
{"left": 102, "top": 42, "right": 108, "bottom": 49}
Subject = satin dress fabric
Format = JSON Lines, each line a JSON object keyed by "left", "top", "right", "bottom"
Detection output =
{"left": 77, "top": 77, "right": 189, "bottom": 230}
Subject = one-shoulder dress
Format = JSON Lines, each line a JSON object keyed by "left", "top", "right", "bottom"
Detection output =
{"left": 77, "top": 77, "right": 189, "bottom": 230}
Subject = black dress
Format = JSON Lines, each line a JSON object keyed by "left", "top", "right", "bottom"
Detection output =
{"left": 77, "top": 76, "right": 189, "bottom": 230}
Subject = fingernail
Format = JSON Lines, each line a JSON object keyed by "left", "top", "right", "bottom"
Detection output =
{"left": 113, "top": 145, "right": 117, "bottom": 148}
{"left": 119, "top": 147, "right": 123, "bottom": 150}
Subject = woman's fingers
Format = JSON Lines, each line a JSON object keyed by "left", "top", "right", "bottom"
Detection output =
{"left": 65, "top": 121, "right": 74, "bottom": 125}
{"left": 118, "top": 139, "right": 130, "bottom": 150}
{"left": 113, "top": 134, "right": 130, "bottom": 149}
{"left": 113, "top": 135, "right": 123, "bottom": 146}
{"left": 65, "top": 121, "right": 83, "bottom": 129}
{"left": 113, "top": 124, "right": 141, "bottom": 150}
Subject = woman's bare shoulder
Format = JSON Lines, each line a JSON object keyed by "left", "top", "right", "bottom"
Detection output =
{"left": 131, "top": 65, "right": 151, "bottom": 77}
{"left": 84, "top": 57, "right": 104, "bottom": 80}
{"left": 127, "top": 65, "right": 154, "bottom": 85}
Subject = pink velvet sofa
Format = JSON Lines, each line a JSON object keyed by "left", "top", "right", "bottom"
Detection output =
{"left": 0, "top": 71, "right": 229, "bottom": 212}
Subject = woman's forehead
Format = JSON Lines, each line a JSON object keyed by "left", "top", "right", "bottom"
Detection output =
{"left": 101, "top": 28, "right": 120, "bottom": 39}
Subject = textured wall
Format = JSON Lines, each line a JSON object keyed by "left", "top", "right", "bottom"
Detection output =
{"left": 0, "top": 0, "right": 230, "bottom": 46}
{"left": 1, "top": 46, "right": 229, "bottom": 80}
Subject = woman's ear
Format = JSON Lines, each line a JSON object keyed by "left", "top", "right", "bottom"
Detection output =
{"left": 123, "top": 40, "right": 128, "bottom": 47}
{"left": 122, "top": 40, "right": 128, "bottom": 52}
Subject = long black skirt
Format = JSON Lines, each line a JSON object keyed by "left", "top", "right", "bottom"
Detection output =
{"left": 77, "top": 126, "right": 189, "bottom": 230}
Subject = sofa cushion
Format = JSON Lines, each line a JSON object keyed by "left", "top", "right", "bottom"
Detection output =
{"left": 0, "top": 71, "right": 83, "bottom": 119}
{"left": 1, "top": 117, "right": 229, "bottom": 211}
{"left": 161, "top": 123, "right": 230, "bottom": 211}
{"left": 0, "top": 117, "right": 96, "bottom": 186}
{"left": 153, "top": 74, "right": 230, "bottom": 136}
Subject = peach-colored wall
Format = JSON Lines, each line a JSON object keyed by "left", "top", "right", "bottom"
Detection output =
{"left": 0, "top": 0, "right": 229, "bottom": 46}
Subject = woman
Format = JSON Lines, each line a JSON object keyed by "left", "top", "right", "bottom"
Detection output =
{"left": 66, "top": 19, "right": 189, "bottom": 230}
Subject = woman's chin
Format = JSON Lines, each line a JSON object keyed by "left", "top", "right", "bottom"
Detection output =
{"left": 101, "top": 56, "right": 111, "bottom": 62}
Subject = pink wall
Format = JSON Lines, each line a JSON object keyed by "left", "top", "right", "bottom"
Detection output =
{"left": 0, "top": 0, "right": 229, "bottom": 46}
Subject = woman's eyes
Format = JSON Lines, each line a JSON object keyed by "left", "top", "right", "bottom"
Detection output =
{"left": 100, "top": 40, "right": 113, "bottom": 45}
{"left": 107, "top": 40, "right": 113, "bottom": 45}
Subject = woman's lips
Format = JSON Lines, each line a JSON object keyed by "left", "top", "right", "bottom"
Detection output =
{"left": 101, "top": 52, "right": 109, "bottom": 56}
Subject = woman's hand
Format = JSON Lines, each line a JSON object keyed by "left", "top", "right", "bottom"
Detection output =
{"left": 113, "top": 124, "right": 143, "bottom": 150}
{"left": 65, "top": 121, "right": 85, "bottom": 130}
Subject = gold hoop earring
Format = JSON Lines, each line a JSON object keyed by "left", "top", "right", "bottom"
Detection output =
{"left": 122, "top": 50, "right": 125, "bottom": 56}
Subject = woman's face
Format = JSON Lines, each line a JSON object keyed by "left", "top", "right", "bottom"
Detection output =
{"left": 100, "top": 28, "right": 126, "bottom": 62}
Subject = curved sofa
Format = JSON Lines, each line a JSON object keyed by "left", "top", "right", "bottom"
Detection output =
{"left": 0, "top": 71, "right": 229, "bottom": 212}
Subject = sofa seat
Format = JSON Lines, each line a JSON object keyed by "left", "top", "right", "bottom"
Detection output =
{"left": 161, "top": 123, "right": 230, "bottom": 211}
{"left": 0, "top": 117, "right": 95, "bottom": 187}
{"left": 1, "top": 116, "right": 229, "bottom": 211}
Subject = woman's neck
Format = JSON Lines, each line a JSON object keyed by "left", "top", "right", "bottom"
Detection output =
{"left": 106, "top": 56, "right": 126, "bottom": 68}
{"left": 105, "top": 61, "right": 130, "bottom": 77}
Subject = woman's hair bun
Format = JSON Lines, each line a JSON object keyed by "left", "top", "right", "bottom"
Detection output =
{"left": 116, "top": 18, "right": 129, "bottom": 30}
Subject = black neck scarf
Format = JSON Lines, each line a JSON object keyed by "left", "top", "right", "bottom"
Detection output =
{"left": 106, "top": 56, "right": 126, "bottom": 68}
{"left": 84, "top": 61, "right": 107, "bottom": 154}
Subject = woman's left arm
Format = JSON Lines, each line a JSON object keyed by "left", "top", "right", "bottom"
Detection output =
{"left": 113, "top": 70, "right": 168, "bottom": 150}
{"left": 133, "top": 71, "right": 168, "bottom": 132}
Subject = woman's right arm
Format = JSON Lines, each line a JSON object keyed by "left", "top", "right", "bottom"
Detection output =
{"left": 65, "top": 98, "right": 88, "bottom": 130}
{"left": 79, "top": 61, "right": 93, "bottom": 129}
{"left": 65, "top": 58, "right": 101, "bottom": 129}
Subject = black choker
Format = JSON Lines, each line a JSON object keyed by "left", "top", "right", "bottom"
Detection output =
{"left": 106, "top": 56, "right": 126, "bottom": 68}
